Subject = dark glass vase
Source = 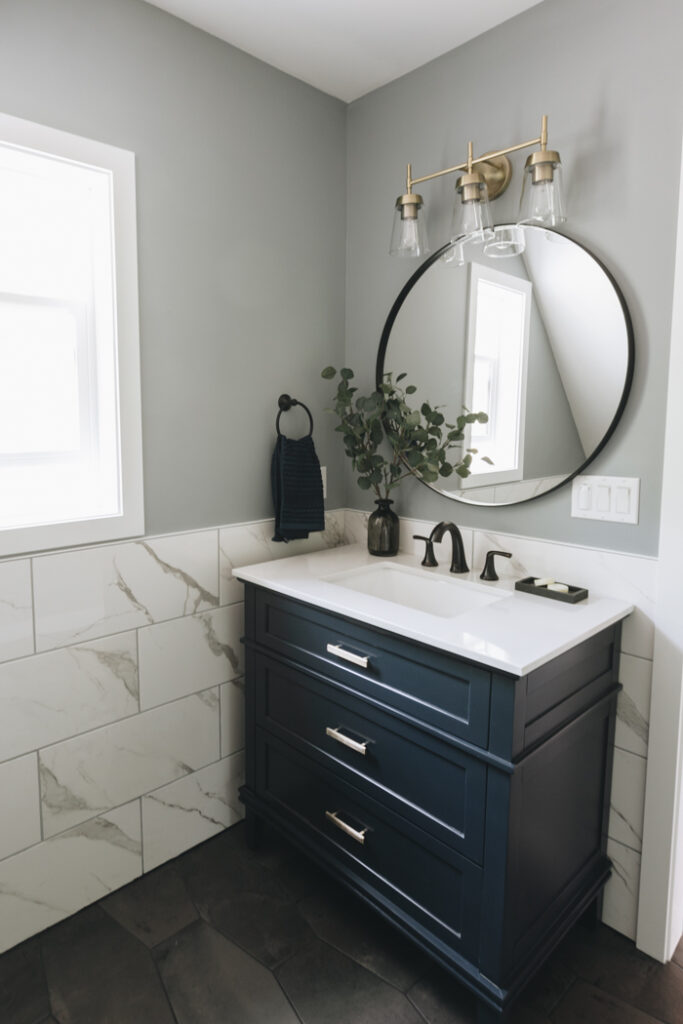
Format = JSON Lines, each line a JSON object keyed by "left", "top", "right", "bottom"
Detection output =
{"left": 367, "top": 498, "right": 399, "bottom": 557}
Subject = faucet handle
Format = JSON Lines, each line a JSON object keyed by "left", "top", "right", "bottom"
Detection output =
{"left": 413, "top": 535, "right": 438, "bottom": 568}
{"left": 480, "top": 550, "right": 512, "bottom": 582}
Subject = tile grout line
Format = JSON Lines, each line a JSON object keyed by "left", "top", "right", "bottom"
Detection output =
{"left": 21, "top": 747, "right": 245, "bottom": 852}
{"left": 0, "top": 598, "right": 245, "bottom": 668}
{"left": 36, "top": 750, "right": 44, "bottom": 843}
{"left": 28, "top": 556, "right": 37, "bottom": 654}
{"left": 0, "top": 680, "right": 233, "bottom": 767}
{"left": 139, "top": 796, "right": 145, "bottom": 875}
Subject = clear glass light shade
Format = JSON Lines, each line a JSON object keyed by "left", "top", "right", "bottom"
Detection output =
{"left": 450, "top": 176, "right": 494, "bottom": 244}
{"left": 389, "top": 199, "right": 430, "bottom": 257}
{"left": 518, "top": 158, "right": 566, "bottom": 226}
{"left": 483, "top": 224, "right": 526, "bottom": 258}
{"left": 441, "top": 239, "right": 466, "bottom": 266}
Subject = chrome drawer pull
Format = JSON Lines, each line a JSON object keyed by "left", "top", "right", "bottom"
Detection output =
{"left": 326, "top": 643, "right": 369, "bottom": 669}
{"left": 325, "top": 810, "right": 368, "bottom": 845}
{"left": 325, "top": 726, "right": 368, "bottom": 756}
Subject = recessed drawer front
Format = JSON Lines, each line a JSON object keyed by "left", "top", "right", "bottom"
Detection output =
{"left": 253, "top": 653, "right": 486, "bottom": 862}
{"left": 248, "top": 588, "right": 491, "bottom": 748}
{"left": 255, "top": 733, "right": 482, "bottom": 959}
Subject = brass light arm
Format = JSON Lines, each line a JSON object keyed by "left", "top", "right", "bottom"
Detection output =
{"left": 408, "top": 133, "right": 543, "bottom": 190}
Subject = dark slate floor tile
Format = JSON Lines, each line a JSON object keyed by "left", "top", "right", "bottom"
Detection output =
{"left": 209, "top": 890, "right": 315, "bottom": 968}
{"left": 222, "top": 822, "right": 330, "bottom": 902}
{"left": 0, "top": 936, "right": 50, "bottom": 1024}
{"left": 407, "top": 966, "right": 551, "bottom": 1024}
{"left": 41, "top": 905, "right": 175, "bottom": 1024}
{"left": 155, "top": 919, "right": 300, "bottom": 1024}
{"left": 101, "top": 862, "right": 197, "bottom": 948}
{"left": 673, "top": 936, "right": 683, "bottom": 969}
{"left": 276, "top": 936, "right": 423, "bottom": 1024}
{"left": 298, "top": 886, "right": 429, "bottom": 991}
{"left": 631, "top": 960, "right": 683, "bottom": 1024}
{"left": 176, "top": 829, "right": 290, "bottom": 918}
{"left": 406, "top": 969, "right": 479, "bottom": 1024}
{"left": 559, "top": 922, "right": 666, "bottom": 1008}
{"left": 550, "top": 980, "right": 665, "bottom": 1023}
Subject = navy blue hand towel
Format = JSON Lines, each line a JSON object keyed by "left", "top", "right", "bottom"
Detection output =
{"left": 271, "top": 433, "right": 325, "bottom": 542}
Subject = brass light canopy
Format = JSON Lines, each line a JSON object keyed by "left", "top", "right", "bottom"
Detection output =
{"left": 389, "top": 115, "right": 565, "bottom": 258}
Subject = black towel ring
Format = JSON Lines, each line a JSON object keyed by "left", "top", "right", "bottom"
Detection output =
{"left": 276, "top": 394, "right": 314, "bottom": 437}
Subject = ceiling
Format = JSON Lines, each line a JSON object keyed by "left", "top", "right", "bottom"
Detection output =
{"left": 141, "top": 0, "right": 544, "bottom": 102}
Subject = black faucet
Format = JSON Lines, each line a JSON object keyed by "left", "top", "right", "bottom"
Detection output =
{"left": 480, "top": 549, "right": 512, "bottom": 581}
{"left": 426, "top": 521, "right": 469, "bottom": 574}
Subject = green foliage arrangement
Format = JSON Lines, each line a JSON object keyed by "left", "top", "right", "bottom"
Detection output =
{"left": 321, "top": 366, "right": 489, "bottom": 500}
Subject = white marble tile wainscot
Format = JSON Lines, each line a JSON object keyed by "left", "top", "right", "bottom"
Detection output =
{"left": 0, "top": 508, "right": 653, "bottom": 951}
{"left": 344, "top": 509, "right": 657, "bottom": 941}
{"left": 0, "top": 511, "right": 346, "bottom": 955}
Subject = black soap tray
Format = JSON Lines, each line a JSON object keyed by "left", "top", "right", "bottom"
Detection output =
{"left": 515, "top": 577, "right": 589, "bottom": 604}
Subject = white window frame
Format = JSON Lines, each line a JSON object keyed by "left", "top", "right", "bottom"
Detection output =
{"left": 460, "top": 262, "right": 531, "bottom": 489}
{"left": 0, "top": 112, "right": 143, "bottom": 556}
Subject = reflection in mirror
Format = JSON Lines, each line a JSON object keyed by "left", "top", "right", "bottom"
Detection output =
{"left": 377, "top": 225, "right": 633, "bottom": 506}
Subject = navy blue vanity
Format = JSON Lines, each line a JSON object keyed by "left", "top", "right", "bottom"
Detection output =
{"left": 237, "top": 553, "right": 627, "bottom": 1023}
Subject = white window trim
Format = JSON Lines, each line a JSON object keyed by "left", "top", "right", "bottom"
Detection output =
{"left": 459, "top": 262, "right": 531, "bottom": 490}
{"left": 0, "top": 112, "right": 143, "bottom": 557}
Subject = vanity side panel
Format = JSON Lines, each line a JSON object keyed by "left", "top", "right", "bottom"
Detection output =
{"left": 499, "top": 693, "right": 617, "bottom": 985}
{"left": 497, "top": 624, "right": 621, "bottom": 759}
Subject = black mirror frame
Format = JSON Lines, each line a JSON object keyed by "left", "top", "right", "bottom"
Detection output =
{"left": 376, "top": 226, "right": 636, "bottom": 507}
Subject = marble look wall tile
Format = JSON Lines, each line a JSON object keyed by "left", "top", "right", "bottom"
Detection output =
{"left": 0, "top": 633, "right": 138, "bottom": 763}
{"left": 471, "top": 530, "right": 657, "bottom": 660}
{"left": 608, "top": 748, "right": 647, "bottom": 853}
{"left": 0, "top": 754, "right": 41, "bottom": 860}
{"left": 602, "top": 838, "right": 641, "bottom": 940}
{"left": 33, "top": 531, "right": 219, "bottom": 652}
{"left": 220, "top": 677, "right": 245, "bottom": 757}
{"left": 141, "top": 753, "right": 244, "bottom": 871}
{"left": 0, "top": 801, "right": 141, "bottom": 955}
{"left": 40, "top": 690, "right": 220, "bottom": 838}
{"left": 219, "top": 510, "right": 346, "bottom": 605}
{"left": 616, "top": 654, "right": 652, "bottom": 758}
{"left": 138, "top": 606, "right": 243, "bottom": 711}
{"left": 0, "top": 559, "right": 33, "bottom": 663}
{"left": 343, "top": 509, "right": 369, "bottom": 547}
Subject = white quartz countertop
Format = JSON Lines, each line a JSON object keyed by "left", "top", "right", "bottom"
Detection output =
{"left": 235, "top": 544, "right": 633, "bottom": 676}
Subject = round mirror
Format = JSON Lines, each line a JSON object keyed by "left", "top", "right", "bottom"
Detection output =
{"left": 376, "top": 225, "right": 634, "bottom": 506}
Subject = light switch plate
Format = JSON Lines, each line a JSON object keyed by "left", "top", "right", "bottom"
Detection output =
{"left": 571, "top": 475, "right": 640, "bottom": 524}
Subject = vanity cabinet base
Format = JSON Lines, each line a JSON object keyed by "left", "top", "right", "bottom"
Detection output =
{"left": 240, "top": 584, "right": 620, "bottom": 1021}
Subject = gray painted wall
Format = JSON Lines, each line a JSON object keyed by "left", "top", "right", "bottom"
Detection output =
{"left": 0, "top": 0, "right": 347, "bottom": 536}
{"left": 345, "top": 0, "right": 683, "bottom": 555}
{"left": 1, "top": 0, "right": 681, "bottom": 556}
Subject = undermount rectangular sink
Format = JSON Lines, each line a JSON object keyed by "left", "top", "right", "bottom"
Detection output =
{"left": 324, "top": 562, "right": 506, "bottom": 619}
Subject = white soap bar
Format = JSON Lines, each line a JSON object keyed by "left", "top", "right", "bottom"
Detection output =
{"left": 534, "top": 578, "right": 555, "bottom": 587}
{"left": 548, "top": 583, "right": 569, "bottom": 593}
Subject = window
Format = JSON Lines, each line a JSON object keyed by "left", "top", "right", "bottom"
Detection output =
{"left": 461, "top": 263, "right": 531, "bottom": 488}
{"left": 0, "top": 113, "right": 143, "bottom": 555}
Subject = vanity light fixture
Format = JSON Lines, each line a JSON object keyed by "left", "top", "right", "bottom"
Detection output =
{"left": 389, "top": 115, "right": 566, "bottom": 259}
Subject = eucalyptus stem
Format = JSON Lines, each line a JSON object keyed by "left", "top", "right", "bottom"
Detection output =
{"left": 321, "top": 366, "right": 490, "bottom": 500}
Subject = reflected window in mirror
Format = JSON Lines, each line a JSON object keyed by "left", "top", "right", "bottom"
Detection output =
{"left": 460, "top": 264, "right": 531, "bottom": 490}
{"left": 377, "top": 225, "right": 634, "bottom": 507}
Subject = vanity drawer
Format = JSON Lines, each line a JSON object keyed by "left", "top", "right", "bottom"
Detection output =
{"left": 252, "top": 653, "right": 486, "bottom": 862}
{"left": 254, "top": 732, "right": 482, "bottom": 960}
{"left": 246, "top": 587, "right": 491, "bottom": 748}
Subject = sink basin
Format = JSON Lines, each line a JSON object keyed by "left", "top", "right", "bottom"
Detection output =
{"left": 324, "top": 562, "right": 506, "bottom": 619}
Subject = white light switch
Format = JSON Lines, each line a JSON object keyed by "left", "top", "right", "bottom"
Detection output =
{"left": 571, "top": 475, "right": 640, "bottom": 524}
